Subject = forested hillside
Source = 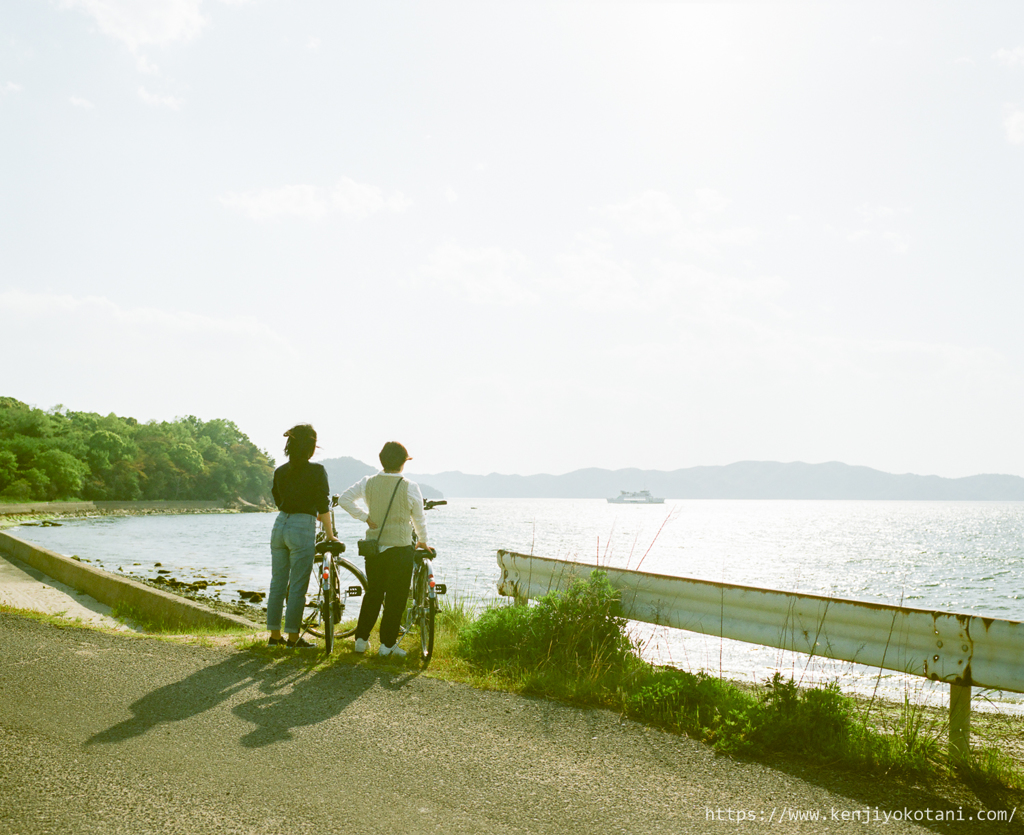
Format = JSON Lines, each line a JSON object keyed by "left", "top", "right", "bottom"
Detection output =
{"left": 0, "top": 397, "right": 273, "bottom": 504}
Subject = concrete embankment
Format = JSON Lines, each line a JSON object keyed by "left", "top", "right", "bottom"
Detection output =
{"left": 0, "top": 530, "right": 256, "bottom": 632}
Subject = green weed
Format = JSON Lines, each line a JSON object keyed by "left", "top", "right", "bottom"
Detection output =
{"left": 109, "top": 602, "right": 250, "bottom": 636}
{"left": 456, "top": 571, "right": 638, "bottom": 702}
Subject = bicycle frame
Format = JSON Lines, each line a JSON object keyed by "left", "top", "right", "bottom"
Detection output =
{"left": 302, "top": 495, "right": 367, "bottom": 653}
{"left": 401, "top": 547, "right": 446, "bottom": 663}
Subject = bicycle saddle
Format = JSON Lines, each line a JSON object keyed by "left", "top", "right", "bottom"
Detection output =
{"left": 315, "top": 540, "right": 346, "bottom": 556}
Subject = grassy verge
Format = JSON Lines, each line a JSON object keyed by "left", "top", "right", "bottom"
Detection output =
{"left": 0, "top": 602, "right": 92, "bottom": 628}
{"left": 445, "top": 571, "right": 1023, "bottom": 792}
{"left": 108, "top": 601, "right": 254, "bottom": 637}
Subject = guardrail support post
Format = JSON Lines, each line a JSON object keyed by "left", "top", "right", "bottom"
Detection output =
{"left": 949, "top": 683, "right": 971, "bottom": 760}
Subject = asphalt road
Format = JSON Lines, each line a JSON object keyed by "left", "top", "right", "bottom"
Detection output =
{"left": 1, "top": 613, "right": 1020, "bottom": 835}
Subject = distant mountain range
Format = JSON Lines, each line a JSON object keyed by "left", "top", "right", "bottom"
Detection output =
{"left": 319, "top": 457, "right": 446, "bottom": 500}
{"left": 318, "top": 458, "right": 1024, "bottom": 500}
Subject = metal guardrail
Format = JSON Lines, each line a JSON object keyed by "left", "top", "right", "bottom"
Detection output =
{"left": 496, "top": 550, "right": 1024, "bottom": 756}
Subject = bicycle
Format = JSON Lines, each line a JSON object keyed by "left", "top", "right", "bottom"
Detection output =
{"left": 302, "top": 494, "right": 368, "bottom": 654}
{"left": 398, "top": 499, "right": 447, "bottom": 664}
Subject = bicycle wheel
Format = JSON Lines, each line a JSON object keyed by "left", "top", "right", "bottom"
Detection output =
{"left": 305, "top": 558, "right": 367, "bottom": 641}
{"left": 321, "top": 560, "right": 335, "bottom": 655}
{"left": 301, "top": 560, "right": 328, "bottom": 639}
{"left": 415, "top": 569, "right": 436, "bottom": 663}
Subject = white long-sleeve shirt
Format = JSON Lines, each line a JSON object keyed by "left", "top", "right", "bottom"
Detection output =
{"left": 338, "top": 472, "right": 427, "bottom": 550}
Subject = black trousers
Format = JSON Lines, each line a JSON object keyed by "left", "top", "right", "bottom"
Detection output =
{"left": 355, "top": 545, "right": 415, "bottom": 647}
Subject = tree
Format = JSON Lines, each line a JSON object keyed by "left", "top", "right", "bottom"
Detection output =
{"left": 0, "top": 450, "right": 17, "bottom": 492}
{"left": 86, "top": 429, "right": 136, "bottom": 472}
{"left": 33, "top": 449, "right": 89, "bottom": 499}
{"left": 0, "top": 397, "right": 273, "bottom": 503}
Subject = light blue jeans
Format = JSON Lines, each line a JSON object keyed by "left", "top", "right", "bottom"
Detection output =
{"left": 268, "top": 512, "right": 316, "bottom": 634}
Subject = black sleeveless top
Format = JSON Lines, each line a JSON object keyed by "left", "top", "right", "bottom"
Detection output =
{"left": 272, "top": 461, "right": 330, "bottom": 516}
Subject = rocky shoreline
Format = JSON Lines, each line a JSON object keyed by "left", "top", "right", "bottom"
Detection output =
{"left": 1, "top": 505, "right": 271, "bottom": 625}
{"left": 127, "top": 570, "right": 266, "bottom": 624}
{"left": 0, "top": 505, "right": 269, "bottom": 531}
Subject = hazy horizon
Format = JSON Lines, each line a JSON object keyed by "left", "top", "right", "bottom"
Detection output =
{"left": 5, "top": 3, "right": 1024, "bottom": 479}
{"left": 323, "top": 453, "right": 1024, "bottom": 482}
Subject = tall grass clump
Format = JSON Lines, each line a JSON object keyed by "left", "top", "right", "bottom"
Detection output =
{"left": 456, "top": 571, "right": 638, "bottom": 700}
{"left": 623, "top": 670, "right": 856, "bottom": 760}
{"left": 857, "top": 693, "right": 943, "bottom": 774}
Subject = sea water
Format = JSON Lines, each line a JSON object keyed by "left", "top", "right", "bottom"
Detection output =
{"left": 12, "top": 499, "right": 1024, "bottom": 711}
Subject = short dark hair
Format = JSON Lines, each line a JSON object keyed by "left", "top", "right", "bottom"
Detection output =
{"left": 379, "top": 441, "right": 410, "bottom": 472}
{"left": 284, "top": 424, "right": 317, "bottom": 462}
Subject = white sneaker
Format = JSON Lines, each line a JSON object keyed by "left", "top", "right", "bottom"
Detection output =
{"left": 353, "top": 638, "right": 369, "bottom": 654}
{"left": 378, "top": 644, "right": 406, "bottom": 658}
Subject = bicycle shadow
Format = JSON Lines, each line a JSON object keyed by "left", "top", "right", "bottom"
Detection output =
{"left": 84, "top": 651, "right": 273, "bottom": 746}
{"left": 232, "top": 659, "right": 420, "bottom": 748}
{"left": 84, "top": 644, "right": 423, "bottom": 750}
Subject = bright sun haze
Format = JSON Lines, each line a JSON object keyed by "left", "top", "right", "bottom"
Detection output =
{"left": 2, "top": 2, "right": 1022, "bottom": 479}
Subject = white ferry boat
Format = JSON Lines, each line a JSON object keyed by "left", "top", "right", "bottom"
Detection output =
{"left": 607, "top": 490, "right": 665, "bottom": 504}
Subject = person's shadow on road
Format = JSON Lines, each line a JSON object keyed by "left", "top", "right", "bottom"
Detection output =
{"left": 84, "top": 648, "right": 417, "bottom": 749}
{"left": 85, "top": 651, "right": 273, "bottom": 746}
{"left": 232, "top": 660, "right": 417, "bottom": 748}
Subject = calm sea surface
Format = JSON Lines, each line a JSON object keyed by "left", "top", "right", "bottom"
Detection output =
{"left": 13, "top": 499, "right": 1024, "bottom": 711}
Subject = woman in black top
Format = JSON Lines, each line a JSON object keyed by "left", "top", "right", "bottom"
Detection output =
{"left": 267, "top": 424, "right": 337, "bottom": 647}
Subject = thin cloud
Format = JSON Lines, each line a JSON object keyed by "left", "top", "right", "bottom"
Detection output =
{"left": 2, "top": 81, "right": 24, "bottom": 96}
{"left": 993, "top": 47, "right": 1024, "bottom": 67}
{"left": 331, "top": 177, "right": 412, "bottom": 217}
{"left": 599, "top": 189, "right": 685, "bottom": 235}
{"left": 60, "top": 0, "right": 207, "bottom": 51}
{"left": 689, "top": 188, "right": 731, "bottom": 221}
{"left": 221, "top": 177, "right": 412, "bottom": 221}
{"left": 417, "top": 243, "right": 537, "bottom": 305}
{"left": 856, "top": 203, "right": 911, "bottom": 222}
{"left": 838, "top": 204, "right": 912, "bottom": 253}
{"left": 70, "top": 96, "right": 95, "bottom": 109}
{"left": 0, "top": 290, "right": 292, "bottom": 349}
{"left": 138, "top": 86, "right": 182, "bottom": 109}
{"left": 672, "top": 226, "right": 760, "bottom": 255}
{"left": 0, "top": 290, "right": 298, "bottom": 433}
{"left": 135, "top": 54, "right": 161, "bottom": 75}
{"left": 597, "top": 188, "right": 755, "bottom": 253}
{"left": 1004, "top": 105, "right": 1024, "bottom": 144}
{"left": 221, "top": 184, "right": 328, "bottom": 221}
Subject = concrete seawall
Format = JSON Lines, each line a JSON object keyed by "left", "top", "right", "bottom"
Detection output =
{"left": 0, "top": 531, "right": 256, "bottom": 632}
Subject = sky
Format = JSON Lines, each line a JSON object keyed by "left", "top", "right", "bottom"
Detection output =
{"left": 3, "top": 1, "right": 1024, "bottom": 479}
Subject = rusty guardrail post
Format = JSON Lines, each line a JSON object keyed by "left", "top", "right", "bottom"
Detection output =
{"left": 949, "top": 683, "right": 971, "bottom": 760}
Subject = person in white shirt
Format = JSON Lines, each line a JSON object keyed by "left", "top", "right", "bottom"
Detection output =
{"left": 338, "top": 441, "right": 429, "bottom": 658}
